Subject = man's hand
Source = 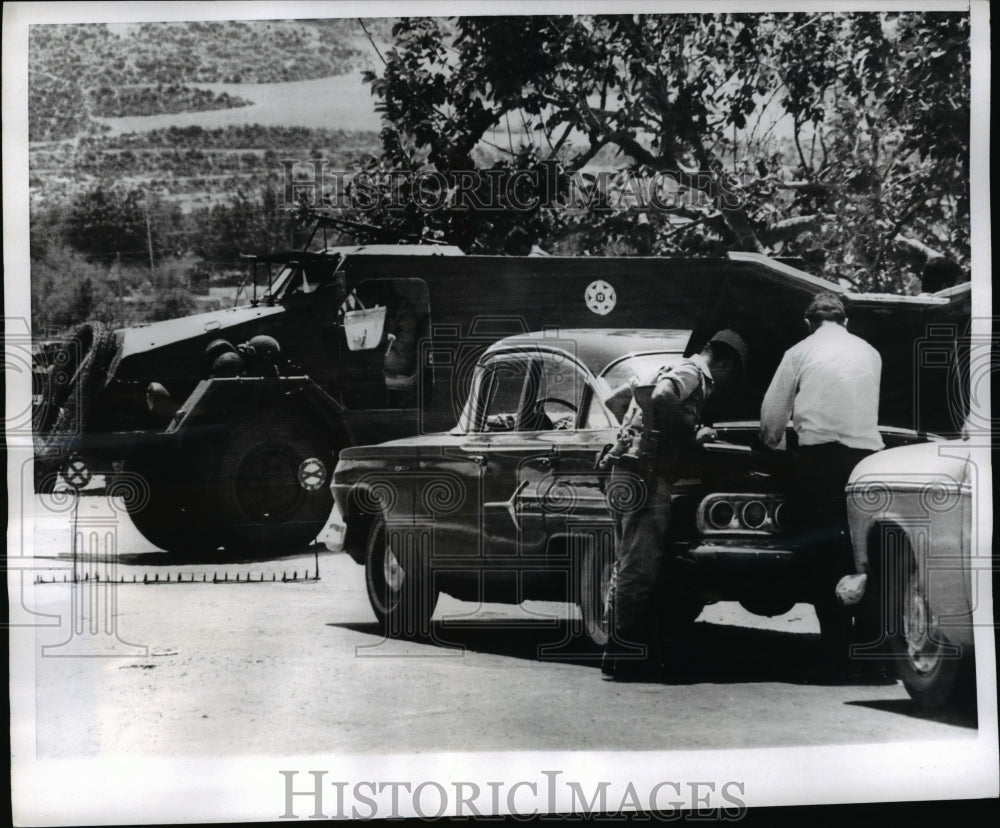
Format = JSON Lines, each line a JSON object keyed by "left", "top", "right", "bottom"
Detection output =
{"left": 760, "top": 431, "right": 787, "bottom": 451}
{"left": 695, "top": 426, "right": 717, "bottom": 445}
{"left": 604, "top": 383, "right": 635, "bottom": 422}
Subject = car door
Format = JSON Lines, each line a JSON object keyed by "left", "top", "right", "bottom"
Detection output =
{"left": 454, "top": 350, "right": 554, "bottom": 573}
{"left": 420, "top": 351, "right": 542, "bottom": 579}
{"left": 536, "top": 360, "right": 619, "bottom": 562}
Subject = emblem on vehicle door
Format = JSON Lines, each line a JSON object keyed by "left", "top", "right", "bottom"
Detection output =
{"left": 585, "top": 280, "right": 617, "bottom": 316}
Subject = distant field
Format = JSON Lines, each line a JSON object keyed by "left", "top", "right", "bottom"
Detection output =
{"left": 29, "top": 121, "right": 382, "bottom": 212}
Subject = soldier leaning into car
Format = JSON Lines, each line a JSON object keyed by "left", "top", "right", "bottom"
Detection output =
{"left": 599, "top": 330, "right": 748, "bottom": 681}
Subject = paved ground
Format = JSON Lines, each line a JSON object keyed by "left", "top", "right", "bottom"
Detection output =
{"left": 10, "top": 492, "right": 992, "bottom": 822}
{"left": 16, "top": 493, "right": 980, "bottom": 758}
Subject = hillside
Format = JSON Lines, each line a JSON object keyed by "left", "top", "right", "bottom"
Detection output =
{"left": 26, "top": 18, "right": 396, "bottom": 334}
{"left": 28, "top": 19, "right": 387, "bottom": 141}
{"left": 27, "top": 19, "right": 393, "bottom": 213}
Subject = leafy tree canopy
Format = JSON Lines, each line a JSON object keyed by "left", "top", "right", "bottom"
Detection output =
{"left": 359, "top": 12, "right": 969, "bottom": 292}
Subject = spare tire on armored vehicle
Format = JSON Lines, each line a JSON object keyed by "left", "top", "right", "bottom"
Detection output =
{"left": 33, "top": 321, "right": 118, "bottom": 492}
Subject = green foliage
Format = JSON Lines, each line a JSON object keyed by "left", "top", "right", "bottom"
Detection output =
{"left": 30, "top": 246, "right": 118, "bottom": 332}
{"left": 60, "top": 185, "right": 186, "bottom": 266}
{"left": 126, "top": 256, "right": 200, "bottom": 322}
{"left": 30, "top": 187, "right": 291, "bottom": 333}
{"left": 360, "top": 12, "right": 970, "bottom": 290}
{"left": 192, "top": 185, "right": 310, "bottom": 263}
{"left": 64, "top": 186, "right": 148, "bottom": 264}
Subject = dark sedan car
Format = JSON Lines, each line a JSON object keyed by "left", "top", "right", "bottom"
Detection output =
{"left": 331, "top": 325, "right": 949, "bottom": 647}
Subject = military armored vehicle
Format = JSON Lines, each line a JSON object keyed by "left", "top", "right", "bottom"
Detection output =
{"left": 32, "top": 218, "right": 967, "bottom": 558}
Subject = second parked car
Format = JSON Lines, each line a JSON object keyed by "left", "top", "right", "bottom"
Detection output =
{"left": 839, "top": 428, "right": 983, "bottom": 709}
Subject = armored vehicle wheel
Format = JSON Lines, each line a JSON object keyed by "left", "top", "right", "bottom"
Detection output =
{"left": 202, "top": 416, "right": 334, "bottom": 558}
{"left": 125, "top": 461, "right": 219, "bottom": 556}
{"left": 364, "top": 519, "right": 439, "bottom": 638}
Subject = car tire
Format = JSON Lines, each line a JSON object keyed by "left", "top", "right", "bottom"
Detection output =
{"left": 365, "top": 519, "right": 439, "bottom": 638}
{"left": 201, "top": 415, "right": 334, "bottom": 558}
{"left": 891, "top": 550, "right": 974, "bottom": 710}
{"left": 579, "top": 541, "right": 615, "bottom": 647}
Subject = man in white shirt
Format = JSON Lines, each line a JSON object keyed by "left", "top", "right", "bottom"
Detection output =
{"left": 760, "top": 292, "right": 882, "bottom": 676}
{"left": 760, "top": 293, "right": 883, "bottom": 452}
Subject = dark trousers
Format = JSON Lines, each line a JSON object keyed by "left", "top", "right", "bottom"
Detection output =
{"left": 792, "top": 443, "right": 874, "bottom": 552}
{"left": 605, "top": 465, "right": 672, "bottom": 663}
{"left": 793, "top": 443, "right": 875, "bottom": 665}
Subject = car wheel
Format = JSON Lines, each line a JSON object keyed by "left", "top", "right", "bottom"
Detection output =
{"left": 892, "top": 553, "right": 974, "bottom": 710}
{"left": 579, "top": 541, "right": 615, "bottom": 647}
{"left": 365, "top": 519, "right": 438, "bottom": 638}
{"left": 202, "top": 416, "right": 334, "bottom": 558}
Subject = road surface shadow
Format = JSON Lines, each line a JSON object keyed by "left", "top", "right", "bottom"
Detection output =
{"left": 846, "top": 698, "right": 978, "bottom": 729}
{"left": 331, "top": 618, "right": 897, "bottom": 686}
{"left": 72, "top": 544, "right": 340, "bottom": 567}
{"left": 334, "top": 619, "right": 606, "bottom": 666}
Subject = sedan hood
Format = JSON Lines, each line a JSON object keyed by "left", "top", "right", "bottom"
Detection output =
{"left": 848, "top": 438, "right": 971, "bottom": 486}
